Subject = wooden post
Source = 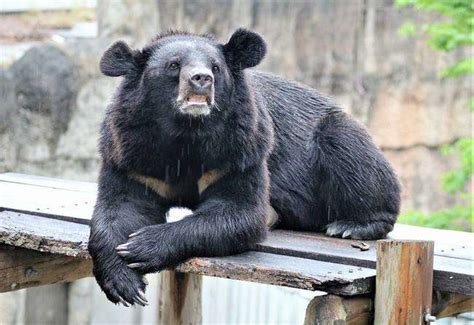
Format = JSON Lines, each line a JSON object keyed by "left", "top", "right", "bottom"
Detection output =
{"left": 157, "top": 271, "right": 202, "bottom": 325}
{"left": 304, "top": 294, "right": 373, "bottom": 325}
{"left": 374, "top": 240, "right": 434, "bottom": 324}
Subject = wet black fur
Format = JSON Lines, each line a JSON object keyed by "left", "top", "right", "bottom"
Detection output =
{"left": 88, "top": 29, "right": 401, "bottom": 305}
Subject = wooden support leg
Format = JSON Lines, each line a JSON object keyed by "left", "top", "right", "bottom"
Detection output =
{"left": 157, "top": 271, "right": 202, "bottom": 325}
{"left": 374, "top": 240, "right": 434, "bottom": 324}
{"left": 304, "top": 294, "right": 373, "bottom": 325}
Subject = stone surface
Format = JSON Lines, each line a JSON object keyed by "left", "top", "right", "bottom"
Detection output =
{"left": 97, "top": 0, "right": 159, "bottom": 46}
{"left": 384, "top": 147, "right": 462, "bottom": 213}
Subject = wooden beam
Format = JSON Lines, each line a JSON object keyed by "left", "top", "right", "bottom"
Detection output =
{"left": 374, "top": 240, "right": 434, "bottom": 324}
{"left": 0, "top": 245, "right": 92, "bottom": 293}
{"left": 304, "top": 294, "right": 373, "bottom": 325}
{"left": 157, "top": 271, "right": 202, "bottom": 325}
{"left": 432, "top": 291, "right": 474, "bottom": 319}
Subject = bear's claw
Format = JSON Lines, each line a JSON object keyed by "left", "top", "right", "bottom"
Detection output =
{"left": 325, "top": 220, "right": 394, "bottom": 240}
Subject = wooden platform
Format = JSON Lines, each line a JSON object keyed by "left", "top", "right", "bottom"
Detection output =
{"left": 0, "top": 172, "right": 473, "bottom": 323}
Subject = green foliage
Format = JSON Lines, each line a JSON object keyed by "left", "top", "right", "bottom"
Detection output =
{"left": 441, "top": 57, "right": 474, "bottom": 78}
{"left": 441, "top": 138, "right": 474, "bottom": 194}
{"left": 399, "top": 205, "right": 473, "bottom": 231}
{"left": 399, "top": 22, "right": 417, "bottom": 36}
{"left": 396, "top": 0, "right": 474, "bottom": 78}
{"left": 395, "top": 0, "right": 473, "bottom": 231}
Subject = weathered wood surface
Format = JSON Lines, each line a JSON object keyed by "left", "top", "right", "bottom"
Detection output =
{"left": 304, "top": 294, "right": 372, "bottom": 325}
{"left": 158, "top": 271, "right": 202, "bottom": 325}
{"left": 257, "top": 230, "right": 473, "bottom": 295}
{"left": 176, "top": 251, "right": 374, "bottom": 295}
{"left": 0, "top": 211, "right": 375, "bottom": 295}
{"left": 0, "top": 180, "right": 95, "bottom": 224}
{"left": 0, "top": 173, "right": 97, "bottom": 192}
{"left": 432, "top": 292, "right": 474, "bottom": 318}
{"left": 0, "top": 173, "right": 472, "bottom": 296}
{"left": 0, "top": 245, "right": 92, "bottom": 293}
{"left": 374, "top": 240, "right": 434, "bottom": 325}
{"left": 0, "top": 211, "right": 89, "bottom": 257}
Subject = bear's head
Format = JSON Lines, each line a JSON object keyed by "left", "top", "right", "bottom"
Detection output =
{"left": 100, "top": 29, "right": 266, "bottom": 127}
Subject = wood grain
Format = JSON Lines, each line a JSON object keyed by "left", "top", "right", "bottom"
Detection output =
{"left": 257, "top": 230, "right": 473, "bottom": 295}
{"left": 432, "top": 292, "right": 474, "bottom": 319}
{"left": 158, "top": 271, "right": 202, "bottom": 325}
{"left": 0, "top": 182, "right": 95, "bottom": 223}
{"left": 0, "top": 211, "right": 375, "bottom": 295}
{"left": 304, "top": 294, "right": 372, "bottom": 325}
{"left": 374, "top": 240, "right": 434, "bottom": 325}
{"left": 0, "top": 211, "right": 90, "bottom": 257}
{"left": 176, "top": 251, "right": 375, "bottom": 296}
{"left": 0, "top": 245, "right": 92, "bottom": 293}
{"left": 0, "top": 173, "right": 472, "bottom": 296}
{"left": 0, "top": 173, "right": 97, "bottom": 193}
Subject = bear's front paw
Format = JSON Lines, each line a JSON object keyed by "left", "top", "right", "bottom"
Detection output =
{"left": 94, "top": 263, "right": 148, "bottom": 307}
{"left": 116, "top": 224, "right": 176, "bottom": 274}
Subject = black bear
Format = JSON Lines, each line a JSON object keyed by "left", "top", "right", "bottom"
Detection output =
{"left": 88, "top": 29, "right": 401, "bottom": 306}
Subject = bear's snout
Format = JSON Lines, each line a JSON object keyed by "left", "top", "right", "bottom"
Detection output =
{"left": 177, "top": 66, "right": 215, "bottom": 117}
{"left": 189, "top": 68, "right": 214, "bottom": 91}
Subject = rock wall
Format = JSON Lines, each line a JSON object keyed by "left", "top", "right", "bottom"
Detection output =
{"left": 1, "top": 0, "right": 471, "bottom": 215}
{"left": 0, "top": 1, "right": 471, "bottom": 324}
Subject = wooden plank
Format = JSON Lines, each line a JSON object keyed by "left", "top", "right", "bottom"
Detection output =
{"left": 0, "top": 211, "right": 89, "bottom": 257}
{"left": 257, "top": 231, "right": 474, "bottom": 295}
{"left": 176, "top": 252, "right": 375, "bottom": 296}
{"left": 304, "top": 295, "right": 372, "bottom": 325}
{"left": 157, "top": 271, "right": 202, "bottom": 325}
{"left": 0, "top": 245, "right": 92, "bottom": 293}
{"left": 1, "top": 172, "right": 472, "bottom": 258}
{"left": 1, "top": 210, "right": 472, "bottom": 295}
{"left": 432, "top": 292, "right": 474, "bottom": 319}
{"left": 390, "top": 224, "right": 474, "bottom": 246}
{"left": 0, "top": 182, "right": 95, "bottom": 223}
{"left": 0, "top": 212, "right": 375, "bottom": 295}
{"left": 258, "top": 229, "right": 473, "bottom": 264}
{"left": 0, "top": 173, "right": 97, "bottom": 193}
{"left": 374, "top": 240, "right": 434, "bottom": 325}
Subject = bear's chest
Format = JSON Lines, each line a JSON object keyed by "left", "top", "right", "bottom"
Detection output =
{"left": 129, "top": 169, "right": 225, "bottom": 207}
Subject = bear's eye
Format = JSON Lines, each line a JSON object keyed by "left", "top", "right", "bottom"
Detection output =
{"left": 212, "top": 65, "right": 220, "bottom": 73}
{"left": 169, "top": 62, "right": 180, "bottom": 70}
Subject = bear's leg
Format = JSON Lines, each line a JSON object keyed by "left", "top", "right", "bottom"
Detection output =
{"left": 88, "top": 164, "right": 168, "bottom": 306}
{"left": 115, "top": 164, "right": 269, "bottom": 274}
{"left": 312, "top": 112, "right": 401, "bottom": 240}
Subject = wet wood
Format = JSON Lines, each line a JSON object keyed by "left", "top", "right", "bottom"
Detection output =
{"left": 0, "top": 173, "right": 472, "bottom": 297}
{"left": 257, "top": 230, "right": 473, "bottom": 295}
{"left": 176, "top": 251, "right": 375, "bottom": 295}
{"left": 374, "top": 240, "right": 434, "bottom": 325}
{"left": 0, "top": 245, "right": 92, "bottom": 293}
{"left": 304, "top": 294, "right": 372, "bottom": 325}
{"left": 158, "top": 271, "right": 202, "bottom": 325}
{"left": 0, "top": 173, "right": 97, "bottom": 192}
{"left": 0, "top": 181, "right": 95, "bottom": 223}
{"left": 432, "top": 292, "right": 474, "bottom": 319}
{"left": 0, "top": 212, "right": 375, "bottom": 295}
{"left": 0, "top": 211, "right": 89, "bottom": 257}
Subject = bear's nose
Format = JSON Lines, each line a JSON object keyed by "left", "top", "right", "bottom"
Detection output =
{"left": 190, "top": 71, "right": 213, "bottom": 90}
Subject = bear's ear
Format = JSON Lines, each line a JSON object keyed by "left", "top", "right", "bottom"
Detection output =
{"left": 100, "top": 41, "right": 139, "bottom": 77}
{"left": 223, "top": 28, "right": 266, "bottom": 71}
